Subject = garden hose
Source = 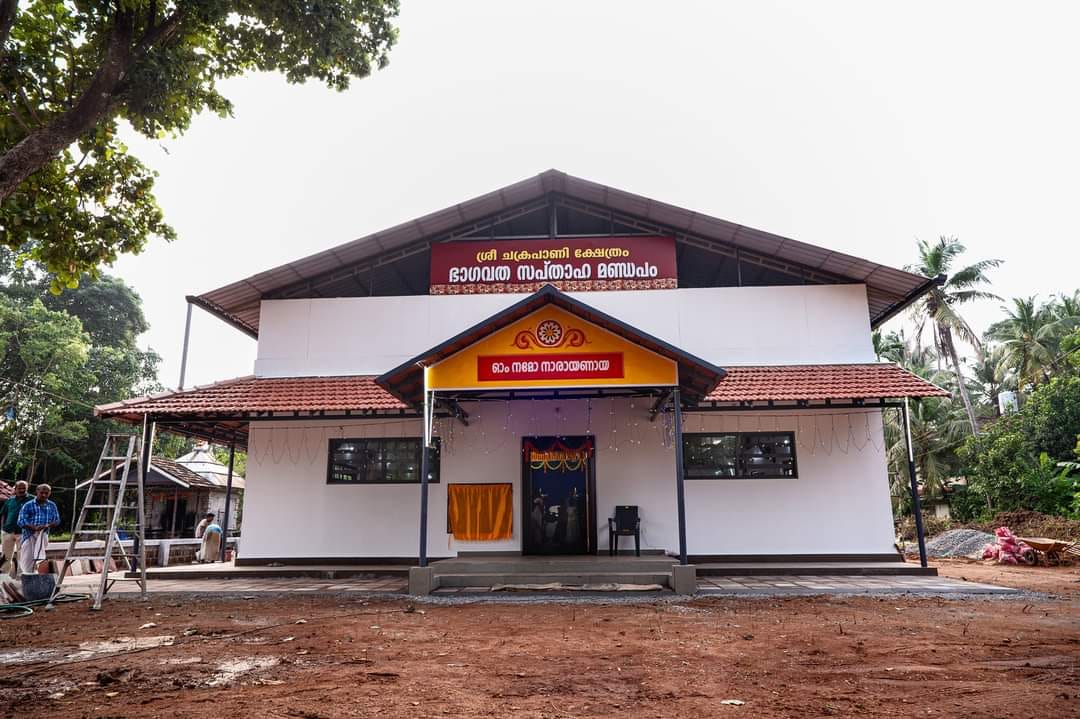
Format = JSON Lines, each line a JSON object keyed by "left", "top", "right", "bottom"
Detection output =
{"left": 0, "top": 592, "right": 89, "bottom": 619}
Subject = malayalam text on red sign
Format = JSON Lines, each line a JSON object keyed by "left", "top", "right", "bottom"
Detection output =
{"left": 430, "top": 237, "right": 677, "bottom": 295}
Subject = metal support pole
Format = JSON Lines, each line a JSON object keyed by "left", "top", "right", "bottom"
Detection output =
{"left": 137, "top": 417, "right": 154, "bottom": 598}
{"left": 672, "top": 387, "right": 689, "bottom": 565}
{"left": 220, "top": 443, "right": 236, "bottom": 563}
{"left": 901, "top": 398, "right": 928, "bottom": 568}
{"left": 178, "top": 302, "right": 193, "bottom": 390}
{"left": 418, "top": 379, "right": 434, "bottom": 568}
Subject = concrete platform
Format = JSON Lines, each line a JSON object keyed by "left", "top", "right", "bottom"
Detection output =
{"left": 126, "top": 557, "right": 935, "bottom": 589}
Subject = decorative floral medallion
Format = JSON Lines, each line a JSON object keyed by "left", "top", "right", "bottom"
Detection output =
{"left": 535, "top": 320, "right": 563, "bottom": 347}
{"left": 513, "top": 319, "right": 588, "bottom": 350}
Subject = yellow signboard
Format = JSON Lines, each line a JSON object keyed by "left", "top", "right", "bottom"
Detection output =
{"left": 427, "top": 305, "right": 677, "bottom": 391}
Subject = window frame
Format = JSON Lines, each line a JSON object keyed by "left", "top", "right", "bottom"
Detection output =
{"left": 682, "top": 431, "right": 798, "bottom": 480}
{"left": 326, "top": 437, "right": 441, "bottom": 485}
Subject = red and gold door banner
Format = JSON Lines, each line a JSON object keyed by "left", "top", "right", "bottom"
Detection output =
{"left": 429, "top": 236, "right": 677, "bottom": 295}
{"left": 446, "top": 483, "right": 513, "bottom": 541}
{"left": 426, "top": 305, "right": 677, "bottom": 391}
{"left": 522, "top": 437, "right": 594, "bottom": 471}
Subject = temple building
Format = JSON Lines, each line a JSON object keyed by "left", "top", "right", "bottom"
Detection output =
{"left": 97, "top": 170, "right": 946, "bottom": 593}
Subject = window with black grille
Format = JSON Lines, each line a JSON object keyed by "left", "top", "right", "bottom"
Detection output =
{"left": 683, "top": 432, "right": 797, "bottom": 479}
{"left": 327, "top": 438, "right": 441, "bottom": 484}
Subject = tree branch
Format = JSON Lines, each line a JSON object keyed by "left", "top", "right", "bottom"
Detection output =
{"left": 0, "top": 0, "right": 17, "bottom": 49}
{"left": 0, "top": 11, "right": 134, "bottom": 201}
{"left": 136, "top": 9, "right": 182, "bottom": 54}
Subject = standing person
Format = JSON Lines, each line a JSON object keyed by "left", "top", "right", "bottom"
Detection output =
{"left": 1, "top": 481, "right": 32, "bottom": 578}
{"left": 195, "top": 512, "right": 214, "bottom": 539}
{"left": 197, "top": 516, "right": 222, "bottom": 563}
{"left": 17, "top": 484, "right": 60, "bottom": 575}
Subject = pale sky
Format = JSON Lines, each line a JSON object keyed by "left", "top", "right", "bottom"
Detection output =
{"left": 114, "top": 1, "right": 1080, "bottom": 390}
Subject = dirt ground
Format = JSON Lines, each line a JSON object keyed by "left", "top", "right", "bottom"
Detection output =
{"left": 933, "top": 558, "right": 1080, "bottom": 597}
{"left": 1, "top": 569, "right": 1078, "bottom": 719}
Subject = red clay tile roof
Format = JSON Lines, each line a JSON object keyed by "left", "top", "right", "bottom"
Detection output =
{"left": 96, "top": 375, "right": 406, "bottom": 420}
{"left": 705, "top": 364, "right": 949, "bottom": 402}
{"left": 97, "top": 364, "right": 946, "bottom": 422}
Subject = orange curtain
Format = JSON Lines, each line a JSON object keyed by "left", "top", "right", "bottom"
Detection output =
{"left": 447, "top": 483, "right": 513, "bottom": 541}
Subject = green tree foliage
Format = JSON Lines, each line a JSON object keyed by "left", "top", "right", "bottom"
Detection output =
{"left": 987, "top": 297, "right": 1060, "bottom": 394}
{"left": 0, "top": 0, "right": 399, "bottom": 289}
{"left": 0, "top": 294, "right": 92, "bottom": 477}
{"left": 883, "top": 239, "right": 1080, "bottom": 524}
{"left": 212, "top": 445, "right": 246, "bottom": 478}
{"left": 881, "top": 342, "right": 972, "bottom": 511}
{"left": 906, "top": 237, "right": 1001, "bottom": 435}
{"left": 0, "top": 255, "right": 160, "bottom": 493}
{"left": 956, "top": 375, "right": 1080, "bottom": 520}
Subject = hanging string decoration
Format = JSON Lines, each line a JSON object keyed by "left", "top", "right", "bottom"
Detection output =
{"left": 522, "top": 437, "right": 594, "bottom": 472}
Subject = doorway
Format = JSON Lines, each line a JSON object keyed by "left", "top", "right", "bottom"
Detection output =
{"left": 522, "top": 436, "right": 596, "bottom": 555}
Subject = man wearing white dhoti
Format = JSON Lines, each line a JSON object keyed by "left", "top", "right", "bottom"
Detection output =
{"left": 17, "top": 484, "right": 60, "bottom": 575}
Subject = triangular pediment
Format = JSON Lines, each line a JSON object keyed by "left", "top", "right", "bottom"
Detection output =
{"left": 376, "top": 285, "right": 724, "bottom": 406}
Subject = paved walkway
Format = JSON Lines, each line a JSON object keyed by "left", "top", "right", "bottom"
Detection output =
{"left": 56, "top": 573, "right": 1016, "bottom": 597}
{"left": 61, "top": 574, "right": 408, "bottom": 595}
{"left": 696, "top": 574, "right": 1015, "bottom": 595}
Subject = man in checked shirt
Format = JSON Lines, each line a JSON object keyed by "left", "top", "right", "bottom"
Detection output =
{"left": 17, "top": 484, "right": 60, "bottom": 575}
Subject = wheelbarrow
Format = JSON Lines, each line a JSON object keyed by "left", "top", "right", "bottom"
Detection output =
{"left": 1017, "top": 537, "right": 1080, "bottom": 565}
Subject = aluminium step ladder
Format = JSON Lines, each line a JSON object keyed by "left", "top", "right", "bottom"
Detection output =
{"left": 48, "top": 433, "right": 148, "bottom": 609}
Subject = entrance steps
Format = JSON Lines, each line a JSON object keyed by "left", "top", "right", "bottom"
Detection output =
{"left": 431, "top": 556, "right": 678, "bottom": 589}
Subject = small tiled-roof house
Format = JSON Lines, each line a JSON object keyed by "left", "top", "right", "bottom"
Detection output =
{"left": 77, "top": 452, "right": 244, "bottom": 539}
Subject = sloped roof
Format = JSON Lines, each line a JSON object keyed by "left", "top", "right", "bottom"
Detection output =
{"left": 79, "top": 457, "right": 242, "bottom": 491}
{"left": 190, "top": 170, "right": 937, "bottom": 337}
{"left": 706, "top": 364, "right": 949, "bottom": 402}
{"left": 95, "top": 363, "right": 947, "bottom": 439}
{"left": 96, "top": 375, "right": 406, "bottom": 420}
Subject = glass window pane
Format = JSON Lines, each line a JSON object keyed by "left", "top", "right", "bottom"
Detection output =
{"left": 328, "top": 438, "right": 441, "bottom": 483}
{"left": 683, "top": 431, "right": 797, "bottom": 480}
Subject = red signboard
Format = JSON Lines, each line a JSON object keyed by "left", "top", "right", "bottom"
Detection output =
{"left": 477, "top": 353, "right": 625, "bottom": 382}
{"left": 429, "top": 236, "right": 677, "bottom": 295}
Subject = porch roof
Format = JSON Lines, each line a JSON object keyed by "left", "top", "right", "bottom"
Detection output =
{"left": 96, "top": 363, "right": 947, "bottom": 445}
{"left": 375, "top": 284, "right": 726, "bottom": 407}
{"left": 707, "top": 364, "right": 949, "bottom": 403}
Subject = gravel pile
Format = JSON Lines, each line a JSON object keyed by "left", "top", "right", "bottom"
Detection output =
{"left": 924, "top": 528, "right": 995, "bottom": 558}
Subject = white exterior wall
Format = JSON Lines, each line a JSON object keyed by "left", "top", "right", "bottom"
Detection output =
{"left": 255, "top": 285, "right": 875, "bottom": 377}
{"left": 237, "top": 282, "right": 896, "bottom": 560}
{"left": 240, "top": 400, "right": 895, "bottom": 559}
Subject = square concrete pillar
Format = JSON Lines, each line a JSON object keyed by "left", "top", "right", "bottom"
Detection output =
{"left": 408, "top": 566, "right": 436, "bottom": 596}
{"left": 671, "top": 564, "right": 697, "bottom": 595}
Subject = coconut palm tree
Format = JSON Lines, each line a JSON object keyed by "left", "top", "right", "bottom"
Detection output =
{"left": 884, "top": 344, "right": 969, "bottom": 508}
{"left": 872, "top": 329, "right": 906, "bottom": 363}
{"left": 987, "top": 296, "right": 1059, "bottom": 392}
{"left": 907, "top": 237, "right": 1001, "bottom": 435}
{"left": 969, "top": 344, "right": 1014, "bottom": 416}
{"left": 1045, "top": 290, "right": 1080, "bottom": 369}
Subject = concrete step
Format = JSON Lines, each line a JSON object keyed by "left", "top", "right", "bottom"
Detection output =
{"left": 695, "top": 562, "right": 937, "bottom": 577}
{"left": 433, "top": 559, "right": 677, "bottom": 574}
{"left": 435, "top": 571, "right": 672, "bottom": 588}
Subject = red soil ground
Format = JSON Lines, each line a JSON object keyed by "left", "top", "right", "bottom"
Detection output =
{"left": 1, "top": 565, "right": 1077, "bottom": 718}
